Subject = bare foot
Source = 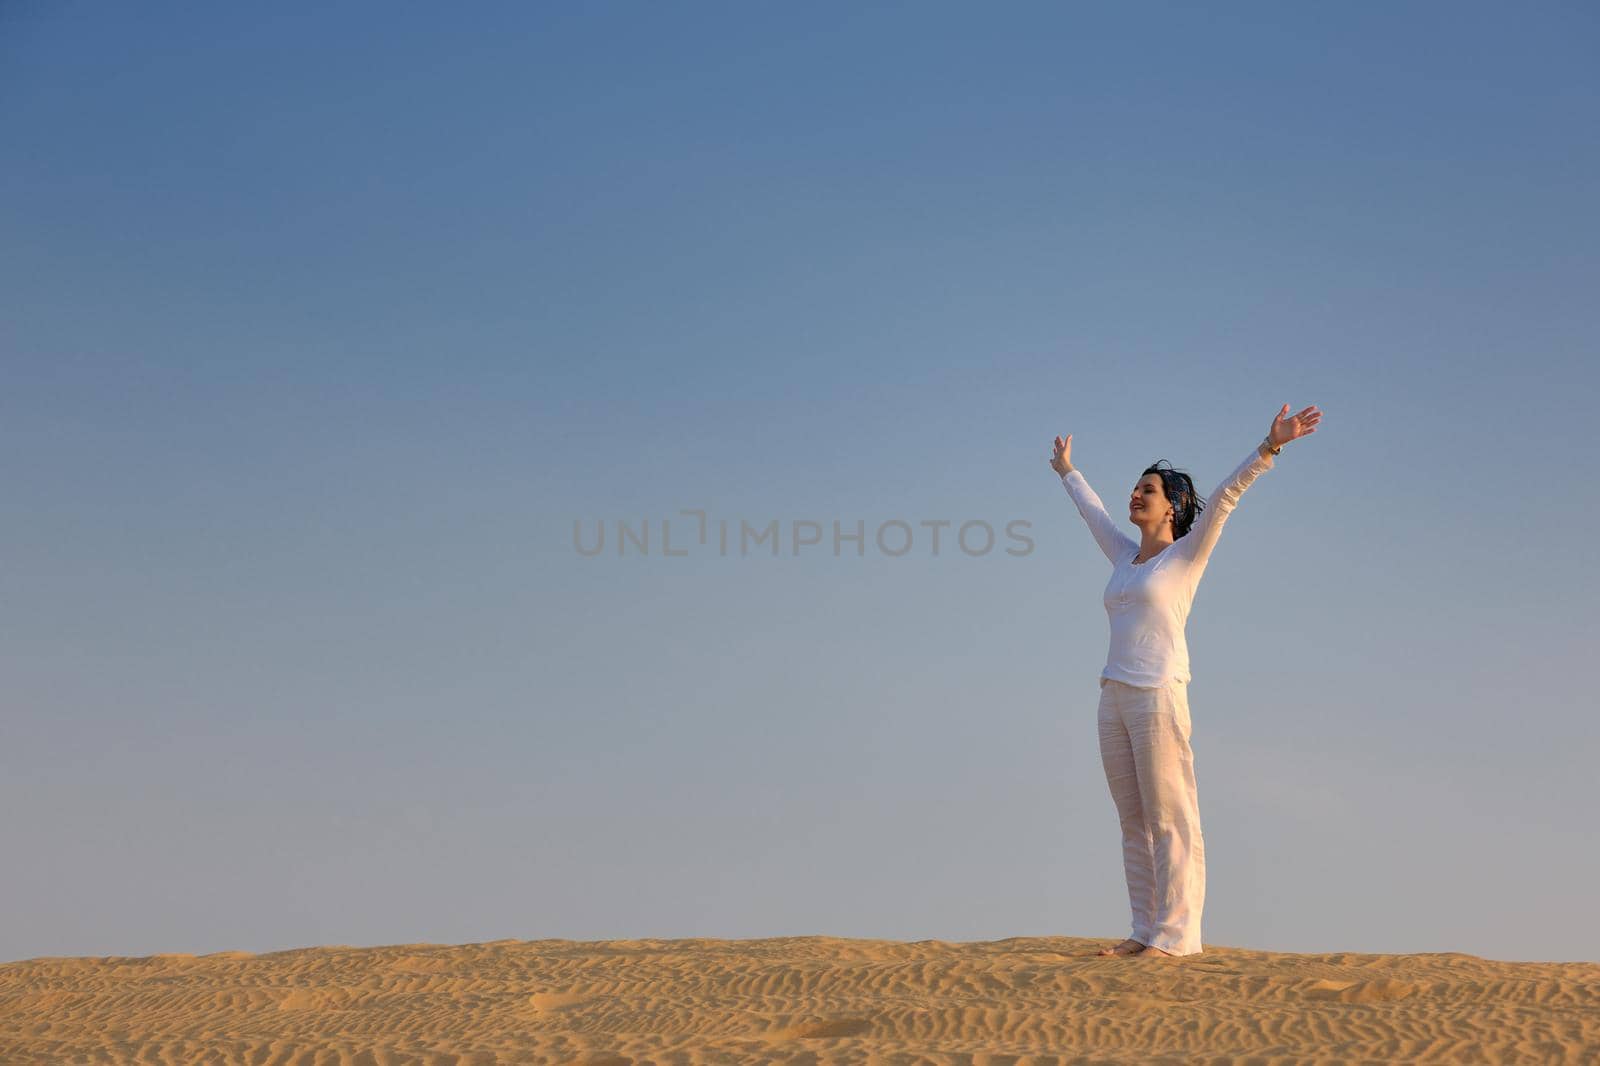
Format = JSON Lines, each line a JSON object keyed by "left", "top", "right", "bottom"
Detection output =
{"left": 1096, "top": 938, "right": 1146, "bottom": 957}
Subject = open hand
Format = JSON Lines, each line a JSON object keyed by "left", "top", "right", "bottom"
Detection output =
{"left": 1269, "top": 404, "right": 1322, "bottom": 448}
{"left": 1050, "top": 434, "right": 1073, "bottom": 475}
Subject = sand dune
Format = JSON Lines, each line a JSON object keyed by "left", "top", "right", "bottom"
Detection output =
{"left": 2, "top": 935, "right": 1596, "bottom": 1063}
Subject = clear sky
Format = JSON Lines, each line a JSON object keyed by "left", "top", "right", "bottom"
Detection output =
{"left": 3, "top": 1, "right": 1596, "bottom": 965}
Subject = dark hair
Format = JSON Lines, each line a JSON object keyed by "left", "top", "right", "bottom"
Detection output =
{"left": 1140, "top": 461, "right": 1207, "bottom": 539}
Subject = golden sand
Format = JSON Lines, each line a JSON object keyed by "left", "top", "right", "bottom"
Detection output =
{"left": 2, "top": 935, "right": 1596, "bottom": 1063}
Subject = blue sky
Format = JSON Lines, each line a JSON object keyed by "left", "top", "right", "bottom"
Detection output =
{"left": 2, "top": 1, "right": 1597, "bottom": 964}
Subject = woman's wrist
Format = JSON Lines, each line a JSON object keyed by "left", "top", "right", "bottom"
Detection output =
{"left": 1260, "top": 436, "right": 1282, "bottom": 458}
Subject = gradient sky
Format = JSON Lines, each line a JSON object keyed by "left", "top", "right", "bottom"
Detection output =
{"left": 3, "top": 1, "right": 1597, "bottom": 965}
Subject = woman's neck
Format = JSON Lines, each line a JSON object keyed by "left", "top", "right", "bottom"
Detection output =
{"left": 1136, "top": 531, "right": 1175, "bottom": 561}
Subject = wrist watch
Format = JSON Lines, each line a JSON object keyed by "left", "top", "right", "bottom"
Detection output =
{"left": 1261, "top": 436, "right": 1282, "bottom": 457}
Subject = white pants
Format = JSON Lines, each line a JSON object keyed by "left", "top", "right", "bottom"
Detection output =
{"left": 1097, "top": 676, "right": 1206, "bottom": 956}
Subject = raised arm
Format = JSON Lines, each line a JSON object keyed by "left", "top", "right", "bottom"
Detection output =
{"left": 1053, "top": 433, "right": 1138, "bottom": 565}
{"left": 1060, "top": 468, "right": 1140, "bottom": 565}
{"left": 1175, "top": 403, "right": 1322, "bottom": 570}
{"left": 1173, "top": 442, "right": 1275, "bottom": 570}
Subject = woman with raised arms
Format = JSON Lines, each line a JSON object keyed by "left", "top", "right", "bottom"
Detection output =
{"left": 1050, "top": 403, "right": 1322, "bottom": 958}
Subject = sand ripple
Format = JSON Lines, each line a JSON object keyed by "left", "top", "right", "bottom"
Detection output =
{"left": 1, "top": 936, "right": 1596, "bottom": 1063}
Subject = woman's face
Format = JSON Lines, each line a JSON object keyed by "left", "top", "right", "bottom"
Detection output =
{"left": 1128, "top": 474, "right": 1173, "bottom": 533}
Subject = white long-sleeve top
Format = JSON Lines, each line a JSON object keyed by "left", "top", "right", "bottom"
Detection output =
{"left": 1059, "top": 444, "right": 1275, "bottom": 687}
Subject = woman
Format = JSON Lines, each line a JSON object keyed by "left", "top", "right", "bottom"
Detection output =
{"left": 1049, "top": 403, "right": 1322, "bottom": 958}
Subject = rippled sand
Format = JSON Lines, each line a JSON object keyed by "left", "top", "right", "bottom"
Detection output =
{"left": 2, "top": 936, "right": 1596, "bottom": 1063}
